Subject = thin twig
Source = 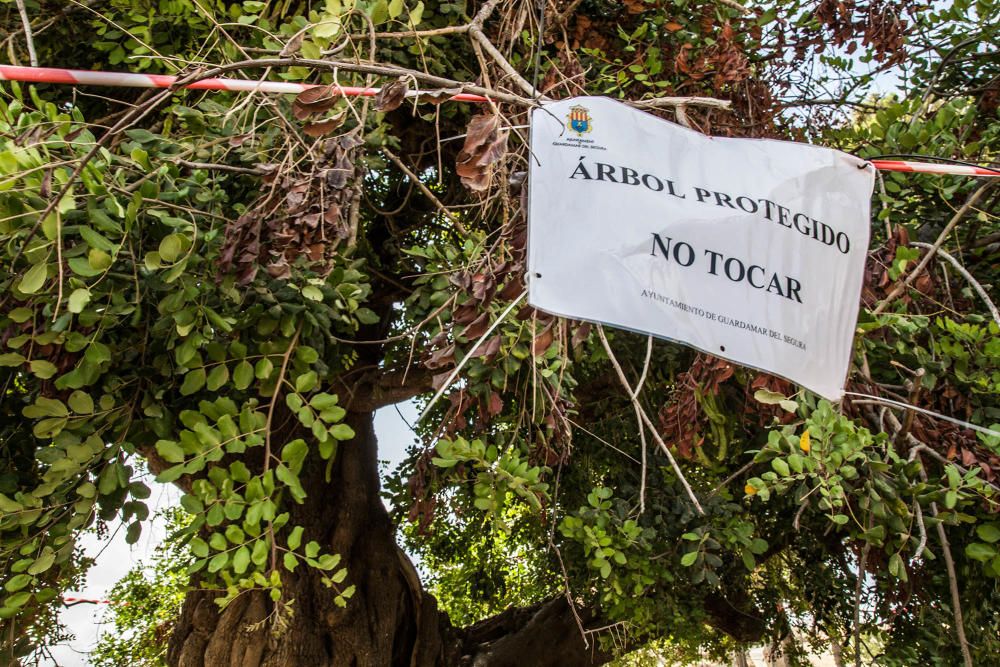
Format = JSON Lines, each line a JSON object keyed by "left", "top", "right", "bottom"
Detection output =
{"left": 597, "top": 326, "right": 704, "bottom": 514}
{"left": 414, "top": 291, "right": 526, "bottom": 424}
{"left": 631, "top": 96, "right": 732, "bottom": 111}
{"left": 15, "top": 0, "right": 38, "bottom": 67}
{"left": 853, "top": 538, "right": 871, "bottom": 667}
{"left": 912, "top": 241, "right": 1000, "bottom": 327}
{"left": 554, "top": 0, "right": 586, "bottom": 26}
{"left": 846, "top": 392, "right": 1000, "bottom": 439}
{"left": 932, "top": 504, "right": 973, "bottom": 667}
{"left": 873, "top": 182, "right": 994, "bottom": 315}
{"left": 710, "top": 460, "right": 756, "bottom": 496}
{"left": 264, "top": 325, "right": 302, "bottom": 572}
{"left": 173, "top": 159, "right": 268, "bottom": 175}
{"left": 716, "top": 0, "right": 751, "bottom": 14}
{"left": 382, "top": 148, "right": 468, "bottom": 235}
{"left": 906, "top": 436, "right": 975, "bottom": 667}
{"left": 911, "top": 500, "right": 927, "bottom": 565}
{"left": 469, "top": 25, "right": 547, "bottom": 99}
{"left": 635, "top": 336, "right": 653, "bottom": 514}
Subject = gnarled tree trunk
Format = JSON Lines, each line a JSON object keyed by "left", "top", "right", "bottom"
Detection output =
{"left": 166, "top": 410, "right": 610, "bottom": 667}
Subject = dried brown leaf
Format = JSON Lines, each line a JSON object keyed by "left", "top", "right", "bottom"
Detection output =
{"left": 477, "top": 335, "right": 502, "bottom": 360}
{"left": 461, "top": 312, "right": 490, "bottom": 340}
{"left": 280, "top": 31, "right": 306, "bottom": 57}
{"left": 456, "top": 115, "right": 508, "bottom": 192}
{"left": 293, "top": 84, "right": 342, "bottom": 119}
{"left": 303, "top": 111, "right": 348, "bottom": 137}
{"left": 375, "top": 77, "right": 409, "bottom": 113}
{"left": 416, "top": 87, "right": 464, "bottom": 104}
{"left": 532, "top": 325, "right": 554, "bottom": 356}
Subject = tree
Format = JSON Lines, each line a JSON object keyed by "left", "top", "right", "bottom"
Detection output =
{"left": 0, "top": 0, "right": 997, "bottom": 665}
{"left": 91, "top": 507, "right": 189, "bottom": 667}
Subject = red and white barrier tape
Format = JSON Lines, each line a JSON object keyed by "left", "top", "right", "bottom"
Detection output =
{"left": 0, "top": 64, "right": 489, "bottom": 103}
{"left": 870, "top": 159, "right": 998, "bottom": 177}
{"left": 1, "top": 65, "right": 998, "bottom": 178}
{"left": 62, "top": 595, "right": 116, "bottom": 605}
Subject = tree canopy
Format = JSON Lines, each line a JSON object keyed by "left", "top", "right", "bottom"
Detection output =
{"left": 0, "top": 0, "right": 998, "bottom": 665}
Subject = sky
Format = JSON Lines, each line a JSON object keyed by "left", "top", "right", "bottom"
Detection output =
{"left": 43, "top": 402, "right": 421, "bottom": 667}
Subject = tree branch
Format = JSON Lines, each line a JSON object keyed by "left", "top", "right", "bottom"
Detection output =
{"left": 873, "top": 182, "right": 995, "bottom": 315}
{"left": 911, "top": 241, "right": 1000, "bottom": 328}
{"left": 339, "top": 366, "right": 435, "bottom": 413}
{"left": 14, "top": 0, "right": 38, "bottom": 67}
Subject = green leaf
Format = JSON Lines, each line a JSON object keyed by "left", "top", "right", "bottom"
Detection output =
{"left": 180, "top": 493, "right": 204, "bottom": 514}
{"left": 310, "top": 393, "right": 339, "bottom": 410}
{"left": 226, "top": 524, "right": 245, "bottom": 544}
{"left": 283, "top": 552, "right": 299, "bottom": 572}
{"left": 370, "top": 0, "right": 389, "bottom": 23}
{"left": 944, "top": 490, "right": 957, "bottom": 509}
{"left": 155, "top": 440, "right": 185, "bottom": 463}
{"left": 408, "top": 0, "right": 424, "bottom": 25}
{"left": 68, "top": 288, "right": 92, "bottom": 314}
{"left": 888, "top": 553, "right": 906, "bottom": 580}
{"left": 4, "top": 592, "right": 31, "bottom": 609}
{"left": 287, "top": 526, "right": 304, "bottom": 551}
{"left": 208, "top": 552, "right": 229, "bottom": 573}
{"left": 89, "top": 248, "right": 112, "bottom": 271}
{"left": 233, "top": 360, "right": 254, "bottom": 390}
{"left": 23, "top": 397, "right": 69, "bottom": 418}
{"left": 976, "top": 524, "right": 1000, "bottom": 544}
{"left": 255, "top": 357, "right": 274, "bottom": 380}
{"left": 329, "top": 423, "right": 355, "bottom": 441}
{"left": 0, "top": 353, "right": 26, "bottom": 367}
{"left": 966, "top": 542, "right": 997, "bottom": 562}
{"left": 301, "top": 285, "right": 323, "bottom": 301}
{"left": 27, "top": 548, "right": 55, "bottom": 575}
{"left": 190, "top": 537, "right": 209, "bottom": 558}
{"left": 67, "top": 390, "right": 94, "bottom": 414}
{"left": 29, "top": 359, "right": 58, "bottom": 379}
{"left": 180, "top": 368, "right": 207, "bottom": 395}
{"left": 281, "top": 439, "right": 309, "bottom": 472}
{"left": 125, "top": 521, "right": 142, "bottom": 545}
{"left": 295, "top": 371, "right": 318, "bottom": 393}
{"left": 680, "top": 551, "right": 698, "bottom": 567}
{"left": 388, "top": 0, "right": 404, "bottom": 18}
{"left": 207, "top": 363, "right": 230, "bottom": 391}
{"left": 159, "top": 233, "right": 185, "bottom": 262}
{"left": 771, "top": 459, "right": 790, "bottom": 477}
{"left": 753, "top": 388, "right": 785, "bottom": 405}
{"left": 4, "top": 575, "right": 32, "bottom": 593}
{"left": 18, "top": 262, "right": 48, "bottom": 294}
{"left": 252, "top": 539, "right": 268, "bottom": 566}
{"left": 233, "top": 546, "right": 251, "bottom": 574}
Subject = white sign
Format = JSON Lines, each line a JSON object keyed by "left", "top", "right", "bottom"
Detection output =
{"left": 527, "top": 97, "right": 875, "bottom": 400}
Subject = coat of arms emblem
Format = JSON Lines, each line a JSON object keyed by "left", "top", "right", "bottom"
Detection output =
{"left": 567, "top": 105, "right": 592, "bottom": 136}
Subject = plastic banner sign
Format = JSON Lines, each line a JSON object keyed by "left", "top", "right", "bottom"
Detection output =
{"left": 527, "top": 97, "right": 875, "bottom": 400}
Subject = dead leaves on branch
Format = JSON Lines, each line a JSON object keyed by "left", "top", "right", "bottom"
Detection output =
{"left": 303, "top": 111, "right": 348, "bottom": 137}
{"left": 293, "top": 84, "right": 343, "bottom": 120}
{"left": 375, "top": 77, "right": 409, "bottom": 112}
{"left": 456, "top": 114, "right": 509, "bottom": 192}
{"left": 219, "top": 133, "right": 362, "bottom": 284}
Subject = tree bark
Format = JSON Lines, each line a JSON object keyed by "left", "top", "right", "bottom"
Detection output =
{"left": 166, "top": 410, "right": 611, "bottom": 667}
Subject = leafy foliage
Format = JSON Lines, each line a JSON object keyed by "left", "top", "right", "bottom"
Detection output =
{"left": 0, "top": 0, "right": 997, "bottom": 665}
